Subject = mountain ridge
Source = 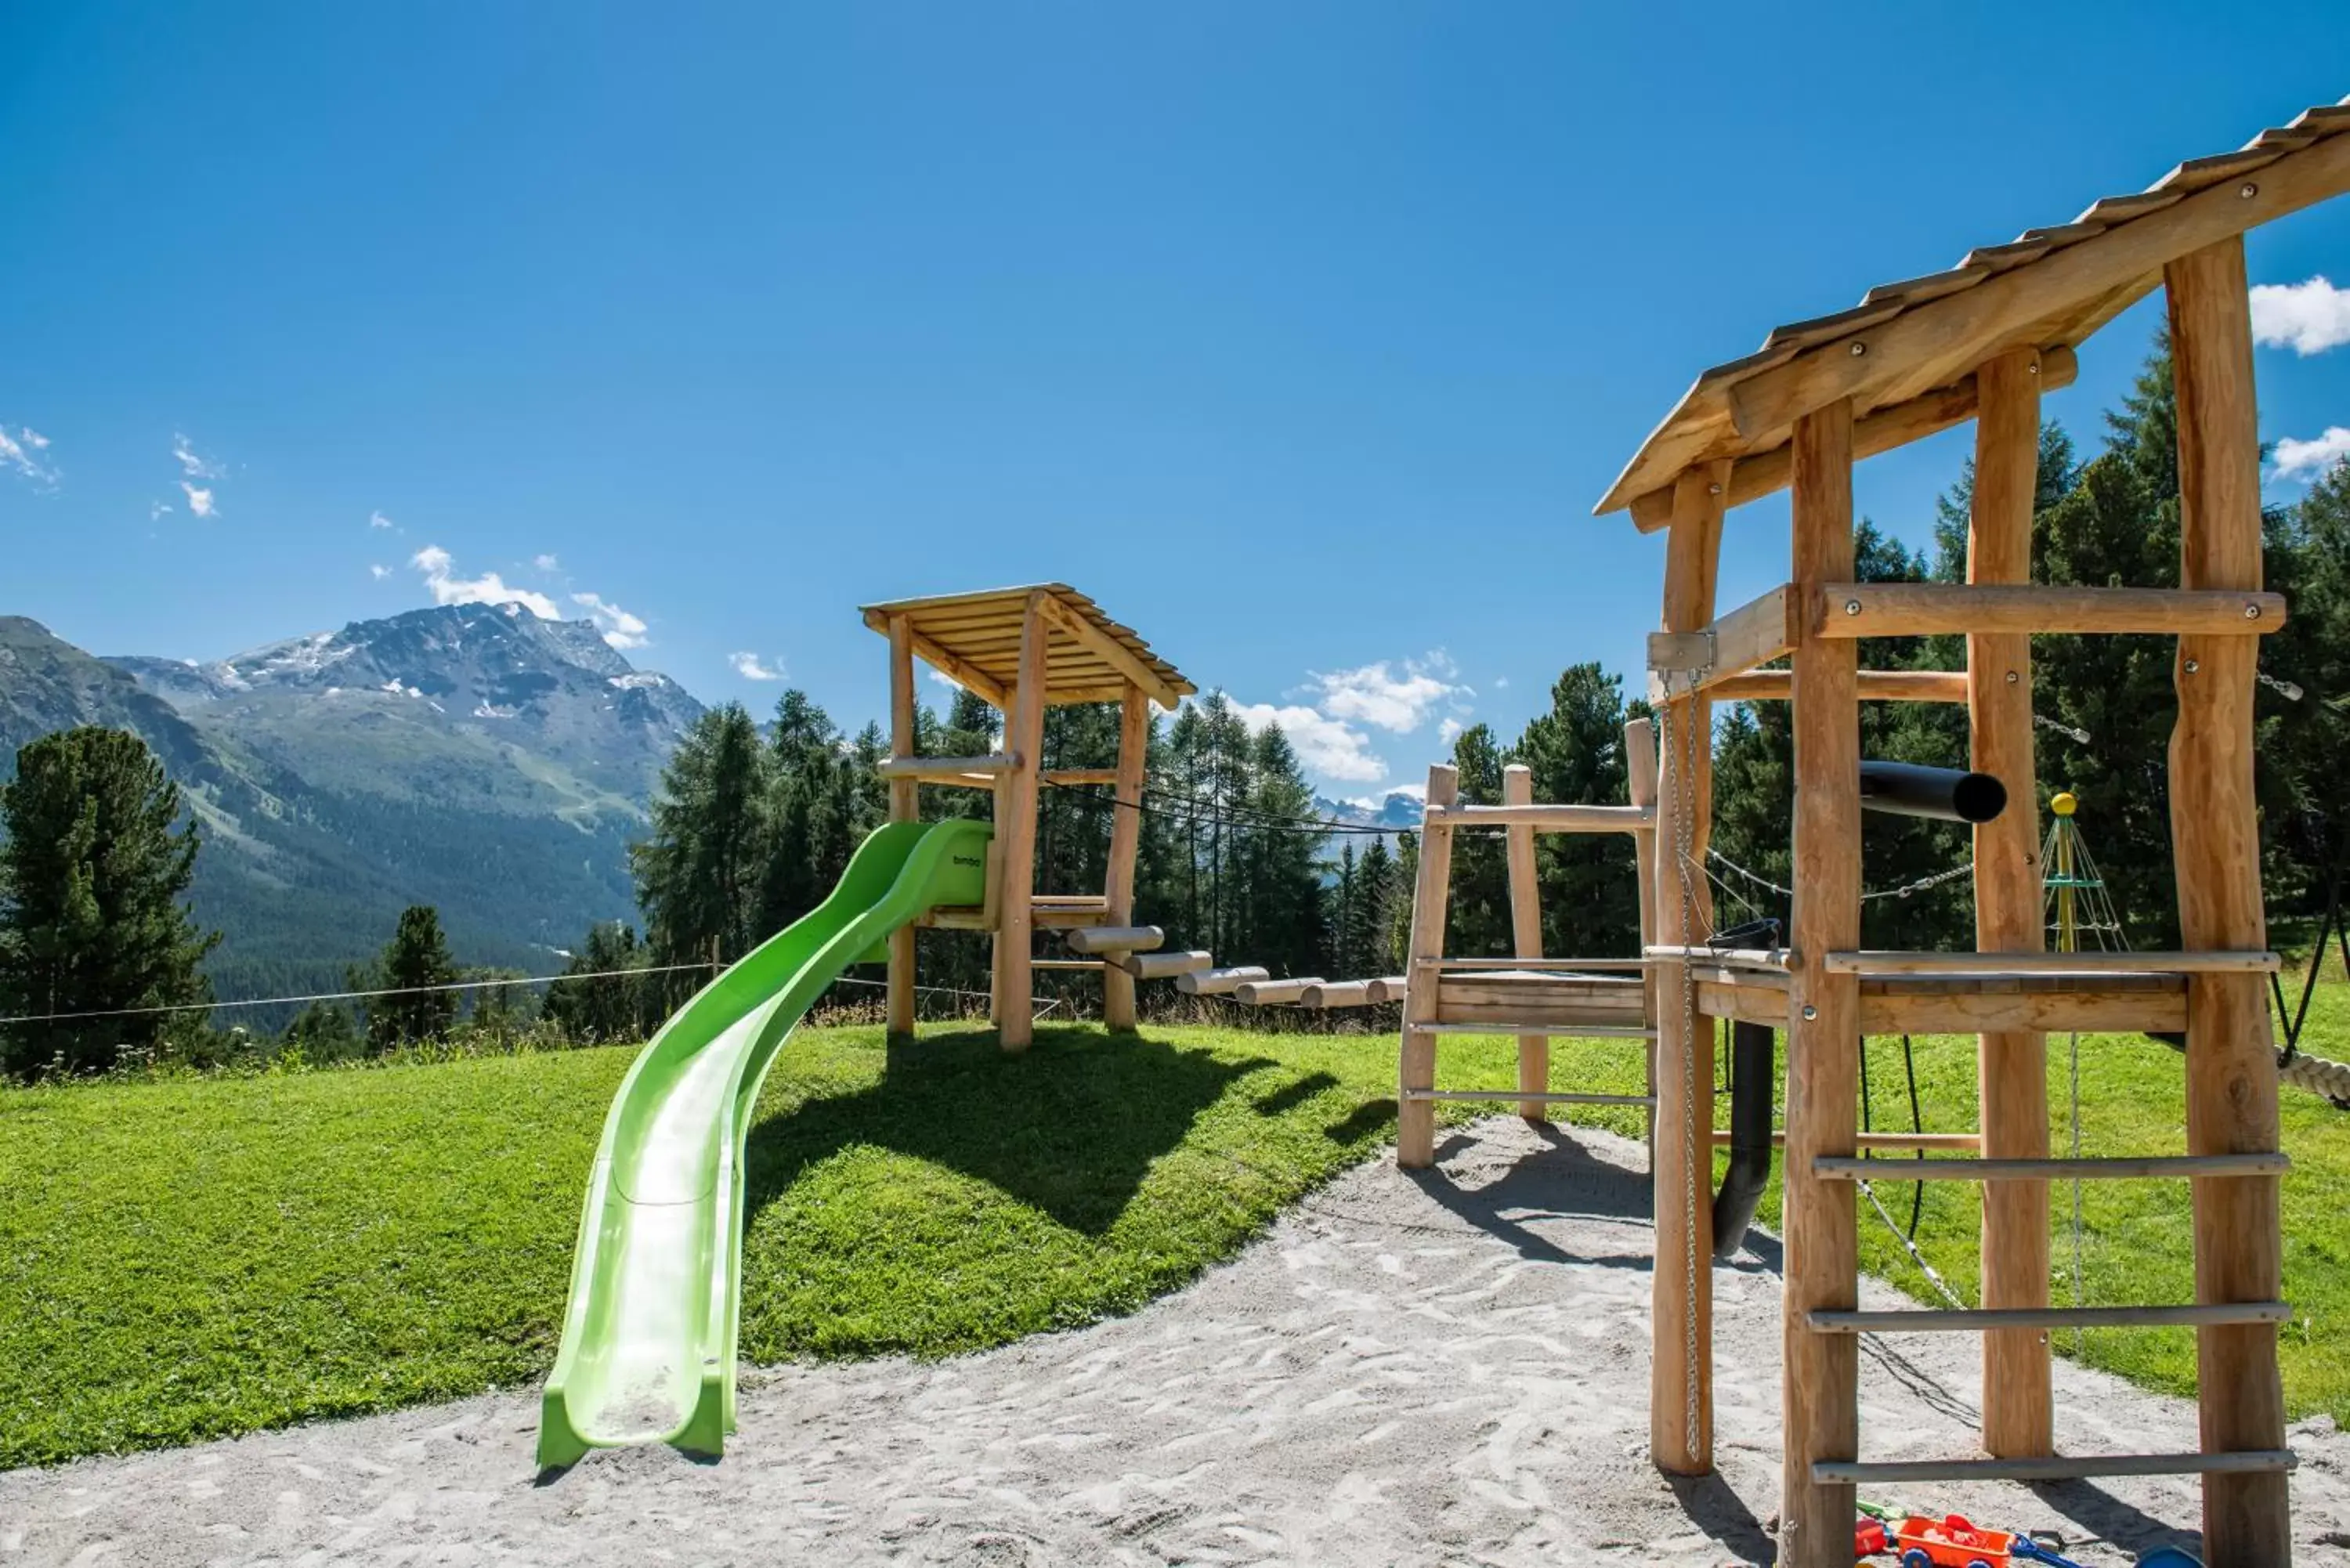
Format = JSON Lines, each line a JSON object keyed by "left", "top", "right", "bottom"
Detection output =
{"left": 0, "top": 605, "right": 707, "bottom": 1003}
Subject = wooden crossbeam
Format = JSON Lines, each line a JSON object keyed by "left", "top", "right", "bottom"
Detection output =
{"left": 1032, "top": 594, "right": 1184, "bottom": 707}
{"left": 1815, "top": 583, "right": 2285, "bottom": 638}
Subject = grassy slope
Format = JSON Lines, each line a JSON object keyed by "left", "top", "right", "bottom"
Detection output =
{"left": 2, "top": 1008, "right": 2344, "bottom": 1471}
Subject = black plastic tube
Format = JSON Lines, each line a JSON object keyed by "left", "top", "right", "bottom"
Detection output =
{"left": 1711, "top": 1020, "right": 1775, "bottom": 1262}
{"left": 1858, "top": 759, "right": 2008, "bottom": 824}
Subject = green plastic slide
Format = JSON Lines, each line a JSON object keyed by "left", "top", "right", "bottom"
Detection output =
{"left": 537, "top": 817, "right": 992, "bottom": 1466}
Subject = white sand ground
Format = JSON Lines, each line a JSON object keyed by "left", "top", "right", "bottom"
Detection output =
{"left": 5, "top": 1117, "right": 2348, "bottom": 1566}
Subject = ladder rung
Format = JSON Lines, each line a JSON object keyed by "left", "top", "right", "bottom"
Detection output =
{"left": 1405, "top": 1021, "right": 1657, "bottom": 1039}
{"left": 1815, "top": 1450, "right": 2298, "bottom": 1484}
{"left": 1415, "top": 956, "right": 1655, "bottom": 970}
{"left": 1809, "top": 1302, "right": 2290, "bottom": 1334}
{"left": 1815, "top": 1152, "right": 2290, "bottom": 1182}
{"left": 1401, "top": 1089, "right": 1657, "bottom": 1107}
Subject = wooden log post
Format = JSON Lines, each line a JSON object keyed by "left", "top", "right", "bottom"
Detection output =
{"left": 1397, "top": 764, "right": 1460, "bottom": 1169}
{"left": 996, "top": 592, "right": 1050, "bottom": 1052}
{"left": 1626, "top": 717, "right": 1661, "bottom": 1149}
{"left": 1781, "top": 399, "right": 1862, "bottom": 1568}
{"left": 887, "top": 615, "right": 920, "bottom": 1039}
{"left": 1969, "top": 347, "right": 2052, "bottom": 1459}
{"left": 1502, "top": 764, "right": 1548, "bottom": 1119}
{"left": 1101, "top": 684, "right": 1149, "bottom": 1031}
{"left": 2167, "top": 236, "right": 2290, "bottom": 1568}
{"left": 1650, "top": 461, "right": 1726, "bottom": 1477}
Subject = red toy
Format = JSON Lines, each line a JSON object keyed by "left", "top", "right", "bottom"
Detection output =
{"left": 1885, "top": 1513, "right": 2084, "bottom": 1568}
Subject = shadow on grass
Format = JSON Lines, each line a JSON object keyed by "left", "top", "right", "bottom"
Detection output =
{"left": 743, "top": 1025, "right": 1280, "bottom": 1237}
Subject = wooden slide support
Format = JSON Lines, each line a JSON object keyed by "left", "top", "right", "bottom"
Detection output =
{"left": 1118, "top": 950, "right": 1212, "bottom": 981}
{"left": 885, "top": 615, "right": 919, "bottom": 1038}
{"left": 1065, "top": 925, "right": 1164, "bottom": 955}
{"left": 1177, "top": 965, "right": 1267, "bottom": 996}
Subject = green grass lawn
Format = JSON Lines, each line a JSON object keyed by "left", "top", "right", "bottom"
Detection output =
{"left": 0, "top": 1023, "right": 1552, "bottom": 1469}
{"left": 2, "top": 1003, "right": 2345, "bottom": 1472}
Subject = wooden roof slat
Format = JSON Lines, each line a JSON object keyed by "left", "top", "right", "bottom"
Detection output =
{"left": 1862, "top": 265, "right": 1992, "bottom": 309}
{"left": 2153, "top": 144, "right": 2288, "bottom": 195}
{"left": 1595, "top": 95, "right": 2350, "bottom": 515}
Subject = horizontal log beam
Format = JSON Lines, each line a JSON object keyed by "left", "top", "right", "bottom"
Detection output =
{"left": 1813, "top": 1152, "right": 2290, "bottom": 1181}
{"left": 877, "top": 753, "right": 1020, "bottom": 779}
{"left": 1707, "top": 668, "right": 1968, "bottom": 703}
{"left": 1814, "top": 583, "right": 2286, "bottom": 638}
{"left": 1626, "top": 346, "right": 2081, "bottom": 532}
{"left": 1647, "top": 583, "right": 1799, "bottom": 697}
{"left": 1810, "top": 1302, "right": 2290, "bottom": 1333}
{"left": 1815, "top": 1451, "right": 2298, "bottom": 1485}
{"left": 1419, "top": 802, "right": 1654, "bottom": 833}
{"left": 1823, "top": 948, "right": 2278, "bottom": 976}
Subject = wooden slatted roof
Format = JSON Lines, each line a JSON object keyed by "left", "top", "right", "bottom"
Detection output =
{"left": 860, "top": 583, "right": 1195, "bottom": 710}
{"left": 1597, "top": 96, "right": 2350, "bottom": 529}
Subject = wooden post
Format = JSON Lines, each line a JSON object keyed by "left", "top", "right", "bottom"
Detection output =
{"left": 887, "top": 614, "right": 920, "bottom": 1039}
{"left": 1101, "top": 683, "right": 1149, "bottom": 1031}
{"left": 1397, "top": 764, "right": 1460, "bottom": 1169}
{"left": 1781, "top": 399, "right": 1861, "bottom": 1568}
{"left": 1502, "top": 764, "right": 1548, "bottom": 1119}
{"left": 1650, "top": 461, "right": 1726, "bottom": 1477}
{"left": 1625, "top": 717, "right": 1660, "bottom": 1149}
{"left": 996, "top": 591, "right": 1050, "bottom": 1052}
{"left": 1969, "top": 347, "right": 2052, "bottom": 1458}
{"left": 2167, "top": 237, "right": 2290, "bottom": 1568}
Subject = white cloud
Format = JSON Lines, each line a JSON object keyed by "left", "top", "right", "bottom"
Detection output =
{"left": 2273, "top": 427, "right": 2350, "bottom": 485}
{"left": 2251, "top": 276, "right": 2350, "bottom": 356}
{"left": 533, "top": 553, "right": 560, "bottom": 572}
{"left": 369, "top": 564, "right": 391, "bottom": 580}
{"left": 1308, "top": 650, "right": 1470, "bottom": 732}
{"left": 369, "top": 509, "right": 395, "bottom": 530}
{"left": 729, "top": 651, "right": 785, "bottom": 681}
{"left": 172, "top": 433, "right": 223, "bottom": 480}
{"left": 410, "top": 544, "right": 562, "bottom": 618}
{"left": 1231, "top": 701, "right": 1386, "bottom": 782}
{"left": 149, "top": 500, "right": 172, "bottom": 520}
{"left": 1437, "top": 717, "right": 1464, "bottom": 744}
{"left": 573, "top": 591, "right": 649, "bottom": 649}
{"left": 1492, "top": 675, "right": 1509, "bottom": 689}
{"left": 927, "top": 668, "right": 966, "bottom": 692}
{"left": 179, "top": 482, "right": 216, "bottom": 518}
{"left": 1, "top": 426, "right": 58, "bottom": 486}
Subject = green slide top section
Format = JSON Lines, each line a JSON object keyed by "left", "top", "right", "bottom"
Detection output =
{"left": 537, "top": 817, "right": 992, "bottom": 1467}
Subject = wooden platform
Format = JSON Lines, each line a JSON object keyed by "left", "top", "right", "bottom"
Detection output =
{"left": 1676, "top": 949, "right": 2189, "bottom": 1035}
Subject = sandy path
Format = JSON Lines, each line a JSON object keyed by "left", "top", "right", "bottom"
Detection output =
{"left": 5, "top": 1118, "right": 2346, "bottom": 1566}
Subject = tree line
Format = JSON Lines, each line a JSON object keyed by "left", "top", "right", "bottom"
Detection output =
{"left": 9, "top": 331, "right": 2350, "bottom": 1075}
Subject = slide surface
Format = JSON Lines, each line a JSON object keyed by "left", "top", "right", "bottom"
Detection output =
{"left": 537, "top": 817, "right": 992, "bottom": 1466}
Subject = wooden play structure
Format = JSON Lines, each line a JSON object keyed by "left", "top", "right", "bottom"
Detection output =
{"left": 1394, "top": 736, "right": 1663, "bottom": 1164}
{"left": 1578, "top": 99, "right": 2349, "bottom": 1567}
{"left": 864, "top": 583, "right": 1194, "bottom": 1048}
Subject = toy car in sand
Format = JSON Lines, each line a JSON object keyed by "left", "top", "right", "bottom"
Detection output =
{"left": 1888, "top": 1513, "right": 2085, "bottom": 1568}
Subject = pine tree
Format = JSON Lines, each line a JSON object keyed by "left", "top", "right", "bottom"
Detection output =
{"left": 368, "top": 905, "right": 457, "bottom": 1050}
{"left": 1238, "top": 722, "right": 1329, "bottom": 977}
{"left": 0, "top": 726, "right": 219, "bottom": 1078}
{"left": 543, "top": 920, "right": 653, "bottom": 1044}
{"left": 1443, "top": 723, "right": 1511, "bottom": 956}
{"left": 1515, "top": 663, "right": 1640, "bottom": 956}
{"left": 633, "top": 702, "right": 772, "bottom": 984}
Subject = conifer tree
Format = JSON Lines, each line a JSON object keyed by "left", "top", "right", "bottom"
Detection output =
{"left": 0, "top": 726, "right": 219, "bottom": 1077}
{"left": 633, "top": 702, "right": 772, "bottom": 981}
{"left": 368, "top": 904, "right": 457, "bottom": 1050}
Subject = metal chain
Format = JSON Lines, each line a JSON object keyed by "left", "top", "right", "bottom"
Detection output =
{"left": 1707, "top": 847, "right": 1973, "bottom": 905}
{"left": 1661, "top": 676, "right": 1705, "bottom": 1463}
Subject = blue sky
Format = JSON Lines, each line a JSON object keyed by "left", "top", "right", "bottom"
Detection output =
{"left": 5, "top": 5, "right": 2347, "bottom": 801}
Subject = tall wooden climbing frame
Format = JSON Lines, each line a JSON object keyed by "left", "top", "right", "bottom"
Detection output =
{"left": 861, "top": 584, "right": 1193, "bottom": 1049}
{"left": 1596, "top": 98, "right": 2350, "bottom": 1568}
